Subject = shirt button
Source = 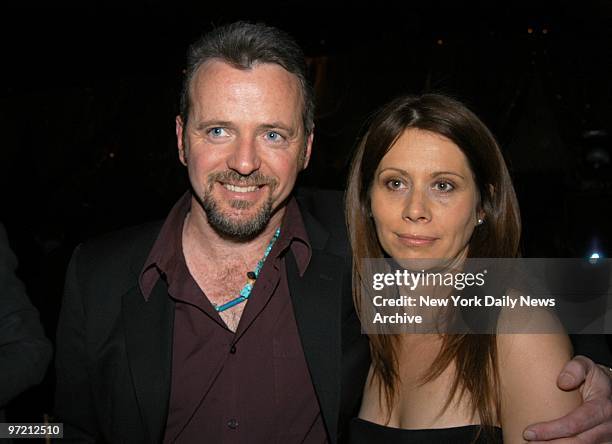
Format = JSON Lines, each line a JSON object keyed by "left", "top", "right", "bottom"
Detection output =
{"left": 227, "top": 418, "right": 239, "bottom": 429}
{"left": 230, "top": 344, "right": 237, "bottom": 354}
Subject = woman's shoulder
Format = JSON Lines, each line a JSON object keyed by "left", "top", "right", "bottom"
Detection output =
{"left": 495, "top": 318, "right": 580, "bottom": 442}
{"left": 496, "top": 330, "right": 574, "bottom": 383}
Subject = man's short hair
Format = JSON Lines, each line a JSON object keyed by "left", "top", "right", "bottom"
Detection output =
{"left": 180, "top": 21, "right": 314, "bottom": 140}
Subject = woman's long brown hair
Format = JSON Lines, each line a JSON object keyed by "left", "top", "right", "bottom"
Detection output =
{"left": 346, "top": 94, "right": 521, "bottom": 441}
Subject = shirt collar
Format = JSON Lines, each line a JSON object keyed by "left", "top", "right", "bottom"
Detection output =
{"left": 273, "top": 196, "right": 311, "bottom": 277}
{"left": 139, "top": 191, "right": 191, "bottom": 300}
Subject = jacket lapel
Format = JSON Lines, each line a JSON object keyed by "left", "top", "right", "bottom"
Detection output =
{"left": 287, "top": 207, "right": 346, "bottom": 444}
{"left": 122, "top": 279, "right": 174, "bottom": 443}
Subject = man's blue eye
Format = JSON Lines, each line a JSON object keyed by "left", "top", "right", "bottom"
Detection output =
{"left": 266, "top": 131, "right": 282, "bottom": 141}
{"left": 209, "top": 127, "right": 227, "bottom": 137}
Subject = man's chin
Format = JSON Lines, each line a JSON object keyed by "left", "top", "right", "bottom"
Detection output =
{"left": 226, "top": 199, "right": 259, "bottom": 211}
{"left": 222, "top": 200, "right": 267, "bottom": 218}
{"left": 203, "top": 200, "right": 273, "bottom": 241}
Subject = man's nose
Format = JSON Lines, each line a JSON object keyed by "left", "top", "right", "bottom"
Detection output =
{"left": 401, "top": 188, "right": 432, "bottom": 223}
{"left": 227, "top": 137, "right": 261, "bottom": 175}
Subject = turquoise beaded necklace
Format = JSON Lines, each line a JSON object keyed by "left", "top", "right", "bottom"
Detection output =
{"left": 213, "top": 227, "right": 281, "bottom": 313}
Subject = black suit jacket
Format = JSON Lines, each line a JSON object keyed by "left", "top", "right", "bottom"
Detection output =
{"left": 54, "top": 190, "right": 370, "bottom": 443}
{"left": 0, "top": 223, "right": 52, "bottom": 419}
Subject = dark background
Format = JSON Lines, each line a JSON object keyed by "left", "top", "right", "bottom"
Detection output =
{"left": 1, "top": 0, "right": 611, "bottom": 425}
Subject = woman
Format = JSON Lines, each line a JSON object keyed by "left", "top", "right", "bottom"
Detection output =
{"left": 345, "top": 94, "right": 580, "bottom": 443}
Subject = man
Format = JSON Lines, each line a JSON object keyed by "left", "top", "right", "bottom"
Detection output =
{"left": 55, "top": 21, "right": 612, "bottom": 443}
{"left": 1, "top": 223, "right": 52, "bottom": 422}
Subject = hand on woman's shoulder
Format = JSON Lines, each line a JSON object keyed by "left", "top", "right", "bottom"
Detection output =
{"left": 497, "top": 328, "right": 581, "bottom": 443}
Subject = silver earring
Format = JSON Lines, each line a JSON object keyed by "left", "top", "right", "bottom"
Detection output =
{"left": 477, "top": 218, "right": 484, "bottom": 226}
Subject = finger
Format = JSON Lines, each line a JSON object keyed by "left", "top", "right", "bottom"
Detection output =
{"left": 528, "top": 437, "right": 588, "bottom": 444}
{"left": 581, "top": 362, "right": 612, "bottom": 401}
{"left": 569, "top": 421, "right": 612, "bottom": 444}
{"left": 528, "top": 437, "right": 586, "bottom": 444}
{"left": 528, "top": 422, "right": 612, "bottom": 444}
{"left": 558, "top": 356, "right": 593, "bottom": 391}
{"left": 524, "top": 399, "right": 610, "bottom": 440}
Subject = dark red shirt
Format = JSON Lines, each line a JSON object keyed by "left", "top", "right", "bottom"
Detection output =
{"left": 139, "top": 193, "right": 328, "bottom": 444}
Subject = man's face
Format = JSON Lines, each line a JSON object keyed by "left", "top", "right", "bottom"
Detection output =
{"left": 177, "top": 60, "right": 312, "bottom": 240}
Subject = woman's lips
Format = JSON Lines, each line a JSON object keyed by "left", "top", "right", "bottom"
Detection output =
{"left": 396, "top": 234, "right": 438, "bottom": 247}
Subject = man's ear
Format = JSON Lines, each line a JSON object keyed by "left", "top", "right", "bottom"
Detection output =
{"left": 301, "top": 132, "right": 314, "bottom": 170}
{"left": 176, "top": 115, "right": 187, "bottom": 166}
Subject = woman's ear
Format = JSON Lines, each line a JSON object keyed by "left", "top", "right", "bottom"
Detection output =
{"left": 478, "top": 204, "right": 486, "bottom": 225}
{"left": 477, "top": 184, "right": 494, "bottom": 225}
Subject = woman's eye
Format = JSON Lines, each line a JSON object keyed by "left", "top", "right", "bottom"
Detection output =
{"left": 208, "top": 127, "right": 228, "bottom": 137}
{"left": 386, "top": 179, "right": 405, "bottom": 190}
{"left": 433, "top": 181, "right": 455, "bottom": 192}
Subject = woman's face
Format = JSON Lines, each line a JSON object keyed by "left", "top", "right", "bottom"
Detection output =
{"left": 370, "top": 128, "right": 483, "bottom": 261}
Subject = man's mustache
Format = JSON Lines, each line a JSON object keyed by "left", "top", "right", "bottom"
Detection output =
{"left": 207, "top": 171, "right": 278, "bottom": 188}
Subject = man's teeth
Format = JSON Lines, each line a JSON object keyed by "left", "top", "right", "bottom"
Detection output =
{"left": 223, "top": 184, "right": 259, "bottom": 193}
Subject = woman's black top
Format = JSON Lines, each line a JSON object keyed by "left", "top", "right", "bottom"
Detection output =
{"left": 348, "top": 417, "right": 503, "bottom": 443}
